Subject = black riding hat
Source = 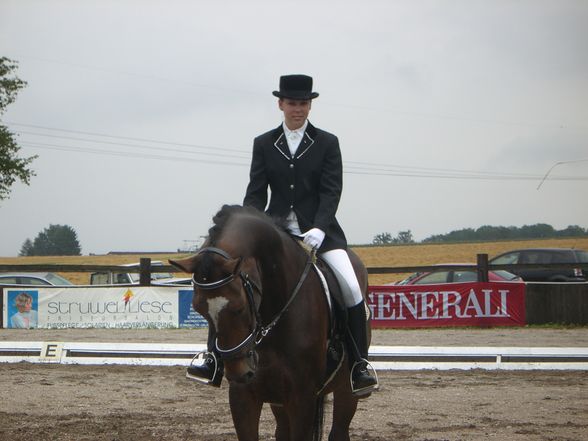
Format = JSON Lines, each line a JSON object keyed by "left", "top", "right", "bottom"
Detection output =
{"left": 272, "top": 74, "right": 319, "bottom": 100}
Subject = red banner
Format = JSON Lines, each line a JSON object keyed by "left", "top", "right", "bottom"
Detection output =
{"left": 367, "top": 282, "right": 526, "bottom": 328}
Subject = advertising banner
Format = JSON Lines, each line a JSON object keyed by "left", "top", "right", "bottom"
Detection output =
{"left": 367, "top": 282, "right": 526, "bottom": 328}
{"left": 3, "top": 282, "right": 525, "bottom": 329}
{"left": 178, "top": 289, "right": 207, "bottom": 328}
{"left": 2, "top": 286, "right": 206, "bottom": 329}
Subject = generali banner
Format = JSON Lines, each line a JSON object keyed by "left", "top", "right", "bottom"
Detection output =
{"left": 2, "top": 287, "right": 207, "bottom": 329}
{"left": 367, "top": 282, "right": 526, "bottom": 328}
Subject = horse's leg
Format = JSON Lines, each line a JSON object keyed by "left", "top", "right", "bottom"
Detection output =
{"left": 270, "top": 404, "right": 290, "bottom": 441}
{"left": 284, "top": 395, "right": 322, "bottom": 441}
{"left": 327, "top": 388, "right": 358, "bottom": 441}
{"left": 229, "top": 385, "right": 263, "bottom": 441}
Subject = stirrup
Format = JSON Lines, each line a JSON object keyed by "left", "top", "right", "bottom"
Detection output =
{"left": 186, "top": 351, "right": 222, "bottom": 387}
{"left": 350, "top": 358, "right": 379, "bottom": 397}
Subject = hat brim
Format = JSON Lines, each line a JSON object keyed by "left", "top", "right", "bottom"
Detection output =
{"left": 273, "top": 91, "right": 319, "bottom": 100}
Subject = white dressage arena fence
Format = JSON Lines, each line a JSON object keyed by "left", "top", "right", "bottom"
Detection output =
{"left": 1, "top": 342, "right": 587, "bottom": 370}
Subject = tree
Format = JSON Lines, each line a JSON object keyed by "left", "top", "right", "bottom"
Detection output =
{"left": 519, "top": 223, "right": 555, "bottom": 239}
{"left": 393, "top": 230, "right": 414, "bottom": 244}
{"left": 20, "top": 224, "right": 82, "bottom": 256}
{"left": 421, "top": 223, "right": 588, "bottom": 242}
{"left": 19, "top": 238, "right": 34, "bottom": 256}
{"left": 0, "top": 57, "right": 36, "bottom": 201}
{"left": 558, "top": 225, "right": 587, "bottom": 237}
{"left": 373, "top": 232, "right": 393, "bottom": 245}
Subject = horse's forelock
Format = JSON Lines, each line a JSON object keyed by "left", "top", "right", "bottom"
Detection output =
{"left": 207, "top": 204, "right": 243, "bottom": 246}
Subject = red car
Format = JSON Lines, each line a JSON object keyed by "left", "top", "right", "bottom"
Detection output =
{"left": 395, "top": 264, "right": 523, "bottom": 285}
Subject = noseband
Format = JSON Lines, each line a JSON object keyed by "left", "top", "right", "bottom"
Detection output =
{"left": 192, "top": 246, "right": 314, "bottom": 361}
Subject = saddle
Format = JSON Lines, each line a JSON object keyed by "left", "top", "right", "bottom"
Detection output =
{"left": 295, "top": 239, "right": 350, "bottom": 394}
{"left": 314, "top": 256, "right": 349, "bottom": 393}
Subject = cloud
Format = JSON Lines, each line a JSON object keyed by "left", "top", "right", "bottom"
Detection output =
{"left": 1, "top": 0, "right": 586, "bottom": 255}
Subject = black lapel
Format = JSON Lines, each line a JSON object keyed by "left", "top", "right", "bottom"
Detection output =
{"left": 294, "top": 121, "right": 316, "bottom": 159}
{"left": 272, "top": 125, "right": 291, "bottom": 160}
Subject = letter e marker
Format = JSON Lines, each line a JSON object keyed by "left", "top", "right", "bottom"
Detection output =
{"left": 40, "top": 342, "right": 64, "bottom": 362}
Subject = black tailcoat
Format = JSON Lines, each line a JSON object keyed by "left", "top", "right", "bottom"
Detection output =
{"left": 243, "top": 122, "right": 347, "bottom": 251}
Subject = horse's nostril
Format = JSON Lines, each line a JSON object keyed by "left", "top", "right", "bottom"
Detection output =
{"left": 230, "top": 370, "right": 255, "bottom": 385}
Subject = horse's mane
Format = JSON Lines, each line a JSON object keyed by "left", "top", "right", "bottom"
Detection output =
{"left": 207, "top": 204, "right": 289, "bottom": 247}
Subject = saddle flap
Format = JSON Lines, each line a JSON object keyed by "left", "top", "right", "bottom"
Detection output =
{"left": 314, "top": 256, "right": 348, "bottom": 328}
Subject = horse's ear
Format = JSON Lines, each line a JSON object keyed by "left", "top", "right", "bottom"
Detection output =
{"left": 169, "top": 256, "right": 198, "bottom": 273}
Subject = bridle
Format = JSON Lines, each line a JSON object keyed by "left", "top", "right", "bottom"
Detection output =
{"left": 192, "top": 246, "right": 314, "bottom": 361}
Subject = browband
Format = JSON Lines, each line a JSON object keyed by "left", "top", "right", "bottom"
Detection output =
{"left": 192, "top": 247, "right": 239, "bottom": 289}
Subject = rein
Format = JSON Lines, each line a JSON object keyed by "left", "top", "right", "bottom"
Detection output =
{"left": 192, "top": 246, "right": 314, "bottom": 360}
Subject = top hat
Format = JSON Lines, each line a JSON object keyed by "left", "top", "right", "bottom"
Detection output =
{"left": 272, "top": 74, "right": 319, "bottom": 100}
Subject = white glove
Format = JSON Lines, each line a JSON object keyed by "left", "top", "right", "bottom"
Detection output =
{"left": 302, "top": 228, "right": 326, "bottom": 249}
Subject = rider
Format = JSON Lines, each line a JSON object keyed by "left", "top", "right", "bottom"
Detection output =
{"left": 187, "top": 74, "right": 378, "bottom": 395}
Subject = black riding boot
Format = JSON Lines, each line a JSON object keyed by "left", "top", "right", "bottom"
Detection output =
{"left": 186, "top": 326, "right": 224, "bottom": 387}
{"left": 347, "top": 301, "right": 378, "bottom": 396}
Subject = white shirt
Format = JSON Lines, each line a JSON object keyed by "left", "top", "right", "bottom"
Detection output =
{"left": 11, "top": 310, "right": 38, "bottom": 328}
{"left": 283, "top": 120, "right": 308, "bottom": 157}
{"left": 282, "top": 120, "right": 308, "bottom": 235}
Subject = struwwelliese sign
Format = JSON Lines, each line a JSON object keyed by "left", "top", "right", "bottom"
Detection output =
{"left": 368, "top": 282, "right": 526, "bottom": 328}
{"left": 2, "top": 287, "right": 206, "bottom": 329}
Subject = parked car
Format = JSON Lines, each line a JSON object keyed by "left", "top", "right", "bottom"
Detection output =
{"left": 395, "top": 264, "right": 522, "bottom": 285}
{"left": 89, "top": 261, "right": 190, "bottom": 285}
{"left": 0, "top": 272, "right": 74, "bottom": 286}
{"left": 489, "top": 248, "right": 588, "bottom": 282}
{"left": 154, "top": 278, "right": 192, "bottom": 286}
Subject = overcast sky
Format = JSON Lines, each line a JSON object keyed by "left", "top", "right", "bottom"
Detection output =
{"left": 1, "top": 0, "right": 587, "bottom": 256}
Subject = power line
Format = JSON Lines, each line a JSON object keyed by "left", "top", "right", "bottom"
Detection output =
{"left": 10, "top": 123, "right": 560, "bottom": 179}
{"left": 16, "top": 130, "right": 251, "bottom": 160}
{"left": 537, "top": 158, "right": 588, "bottom": 189}
{"left": 10, "top": 122, "right": 247, "bottom": 154}
{"left": 343, "top": 168, "right": 587, "bottom": 181}
{"left": 20, "top": 141, "right": 588, "bottom": 182}
{"left": 20, "top": 141, "right": 250, "bottom": 167}
{"left": 14, "top": 121, "right": 581, "bottom": 181}
{"left": 344, "top": 160, "right": 543, "bottom": 179}
{"left": 18, "top": 127, "right": 539, "bottom": 178}
{"left": 13, "top": 122, "right": 588, "bottom": 181}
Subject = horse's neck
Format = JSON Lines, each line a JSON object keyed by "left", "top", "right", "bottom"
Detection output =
{"left": 258, "top": 236, "right": 306, "bottom": 308}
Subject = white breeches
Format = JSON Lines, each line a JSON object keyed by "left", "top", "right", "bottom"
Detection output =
{"left": 320, "top": 249, "right": 363, "bottom": 308}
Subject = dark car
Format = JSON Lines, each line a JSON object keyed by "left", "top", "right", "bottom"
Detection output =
{"left": 395, "top": 264, "right": 522, "bottom": 285}
{"left": 489, "top": 248, "right": 588, "bottom": 282}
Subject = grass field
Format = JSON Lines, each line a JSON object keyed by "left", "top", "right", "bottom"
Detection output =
{"left": 1, "top": 237, "right": 587, "bottom": 285}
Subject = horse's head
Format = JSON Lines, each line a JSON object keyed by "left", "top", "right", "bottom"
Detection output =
{"left": 171, "top": 248, "right": 263, "bottom": 383}
{"left": 170, "top": 207, "right": 274, "bottom": 384}
{"left": 170, "top": 204, "right": 309, "bottom": 384}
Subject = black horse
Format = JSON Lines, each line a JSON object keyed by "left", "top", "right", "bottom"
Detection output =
{"left": 171, "top": 205, "right": 374, "bottom": 441}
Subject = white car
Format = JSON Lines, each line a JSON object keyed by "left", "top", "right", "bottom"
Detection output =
{"left": 0, "top": 272, "right": 74, "bottom": 286}
{"left": 90, "top": 261, "right": 190, "bottom": 285}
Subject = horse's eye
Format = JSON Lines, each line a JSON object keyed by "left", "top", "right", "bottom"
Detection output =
{"left": 235, "top": 306, "right": 246, "bottom": 315}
